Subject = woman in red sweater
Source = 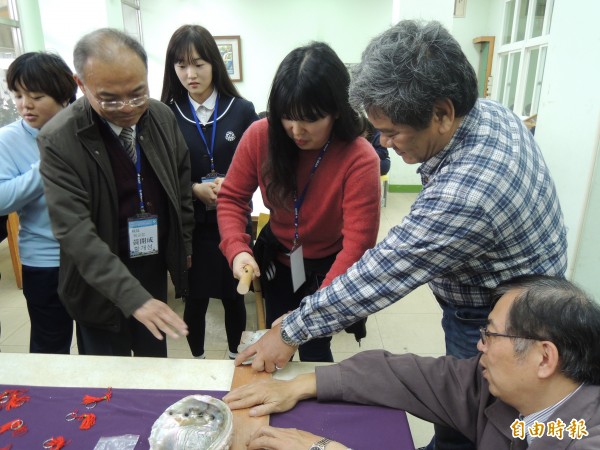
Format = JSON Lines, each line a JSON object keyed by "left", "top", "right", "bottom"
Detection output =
{"left": 217, "top": 42, "right": 381, "bottom": 362}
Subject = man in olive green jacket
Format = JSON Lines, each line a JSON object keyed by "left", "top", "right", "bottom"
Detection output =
{"left": 39, "top": 28, "right": 193, "bottom": 357}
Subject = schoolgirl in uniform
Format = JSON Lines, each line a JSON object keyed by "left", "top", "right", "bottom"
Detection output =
{"left": 161, "top": 25, "right": 258, "bottom": 359}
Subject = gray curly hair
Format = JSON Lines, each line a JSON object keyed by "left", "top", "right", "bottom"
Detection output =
{"left": 349, "top": 20, "right": 478, "bottom": 130}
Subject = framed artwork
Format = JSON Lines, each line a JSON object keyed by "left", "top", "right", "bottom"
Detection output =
{"left": 214, "top": 35, "right": 243, "bottom": 82}
{"left": 454, "top": 0, "right": 467, "bottom": 18}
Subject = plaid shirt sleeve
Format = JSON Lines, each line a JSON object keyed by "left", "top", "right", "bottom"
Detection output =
{"left": 283, "top": 190, "right": 496, "bottom": 343}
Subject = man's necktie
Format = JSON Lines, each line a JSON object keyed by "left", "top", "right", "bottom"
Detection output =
{"left": 119, "top": 126, "right": 137, "bottom": 164}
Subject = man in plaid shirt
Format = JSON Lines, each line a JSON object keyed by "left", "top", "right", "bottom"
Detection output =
{"left": 236, "top": 20, "right": 567, "bottom": 450}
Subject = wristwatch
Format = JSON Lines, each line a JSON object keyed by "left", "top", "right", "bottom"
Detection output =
{"left": 309, "top": 438, "right": 331, "bottom": 450}
{"left": 280, "top": 327, "right": 298, "bottom": 347}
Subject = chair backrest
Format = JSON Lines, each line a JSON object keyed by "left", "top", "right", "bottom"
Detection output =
{"left": 7, "top": 212, "right": 23, "bottom": 289}
{"left": 256, "top": 213, "right": 270, "bottom": 238}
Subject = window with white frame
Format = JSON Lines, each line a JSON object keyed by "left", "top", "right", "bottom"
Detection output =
{"left": 121, "top": 0, "right": 143, "bottom": 44}
{"left": 495, "top": 0, "right": 553, "bottom": 117}
{"left": 0, "top": 0, "right": 22, "bottom": 127}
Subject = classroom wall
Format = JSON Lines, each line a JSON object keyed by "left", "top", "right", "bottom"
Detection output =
{"left": 141, "top": 0, "right": 393, "bottom": 114}
{"left": 37, "top": 0, "right": 112, "bottom": 58}
{"left": 389, "top": 0, "right": 492, "bottom": 188}
{"left": 571, "top": 140, "right": 600, "bottom": 300}
{"left": 537, "top": 0, "right": 600, "bottom": 298}
{"left": 387, "top": 0, "right": 452, "bottom": 187}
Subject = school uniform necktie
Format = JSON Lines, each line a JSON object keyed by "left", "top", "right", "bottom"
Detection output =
{"left": 119, "top": 126, "right": 137, "bottom": 164}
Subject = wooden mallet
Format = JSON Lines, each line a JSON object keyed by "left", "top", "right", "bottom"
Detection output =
{"left": 237, "top": 265, "right": 266, "bottom": 330}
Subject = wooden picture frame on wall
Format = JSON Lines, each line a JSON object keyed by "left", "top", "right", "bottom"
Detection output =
{"left": 214, "top": 35, "right": 242, "bottom": 82}
{"left": 454, "top": 0, "right": 467, "bottom": 18}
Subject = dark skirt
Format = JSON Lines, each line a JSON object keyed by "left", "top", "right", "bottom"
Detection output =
{"left": 188, "top": 221, "right": 238, "bottom": 300}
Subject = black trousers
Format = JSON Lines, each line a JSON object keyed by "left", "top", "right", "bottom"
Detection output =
{"left": 184, "top": 222, "right": 247, "bottom": 357}
{"left": 263, "top": 259, "right": 333, "bottom": 363}
{"left": 0, "top": 215, "right": 7, "bottom": 242}
{"left": 184, "top": 294, "right": 246, "bottom": 356}
{"left": 0, "top": 215, "right": 6, "bottom": 343}
{"left": 76, "top": 253, "right": 168, "bottom": 357}
{"left": 22, "top": 265, "right": 73, "bottom": 354}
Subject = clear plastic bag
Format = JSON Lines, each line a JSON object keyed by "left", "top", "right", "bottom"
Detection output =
{"left": 93, "top": 434, "right": 139, "bottom": 450}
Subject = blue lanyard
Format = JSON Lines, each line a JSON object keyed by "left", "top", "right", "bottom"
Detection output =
{"left": 292, "top": 139, "right": 331, "bottom": 247}
{"left": 189, "top": 95, "right": 219, "bottom": 174}
{"left": 134, "top": 142, "right": 146, "bottom": 214}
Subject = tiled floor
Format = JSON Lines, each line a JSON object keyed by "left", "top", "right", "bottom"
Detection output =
{"left": 0, "top": 192, "right": 444, "bottom": 448}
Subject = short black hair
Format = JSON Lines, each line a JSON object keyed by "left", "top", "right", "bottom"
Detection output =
{"left": 7, "top": 52, "right": 77, "bottom": 105}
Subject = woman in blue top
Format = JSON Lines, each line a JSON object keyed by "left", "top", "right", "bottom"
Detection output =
{"left": 161, "top": 25, "right": 258, "bottom": 359}
{"left": 0, "top": 52, "right": 77, "bottom": 353}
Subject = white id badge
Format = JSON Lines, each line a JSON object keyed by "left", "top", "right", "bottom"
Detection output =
{"left": 290, "top": 245, "right": 306, "bottom": 292}
{"left": 201, "top": 173, "right": 223, "bottom": 211}
{"left": 128, "top": 214, "right": 159, "bottom": 258}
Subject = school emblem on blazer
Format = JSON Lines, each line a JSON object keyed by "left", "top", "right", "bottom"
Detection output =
{"left": 225, "top": 131, "right": 236, "bottom": 141}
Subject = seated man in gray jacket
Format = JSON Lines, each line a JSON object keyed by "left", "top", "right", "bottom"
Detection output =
{"left": 224, "top": 275, "right": 600, "bottom": 450}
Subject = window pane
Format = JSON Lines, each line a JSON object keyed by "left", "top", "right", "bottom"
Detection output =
{"left": 516, "top": 0, "right": 530, "bottom": 41}
{"left": 0, "top": 23, "right": 17, "bottom": 57}
{"left": 503, "top": 0, "right": 516, "bottom": 44}
{"left": 530, "top": 47, "right": 547, "bottom": 115}
{"left": 506, "top": 52, "right": 521, "bottom": 110}
{"left": 1, "top": 68, "right": 19, "bottom": 127}
{"left": 0, "top": 0, "right": 17, "bottom": 20}
{"left": 532, "top": 0, "right": 548, "bottom": 37}
{"left": 497, "top": 54, "right": 508, "bottom": 103}
{"left": 522, "top": 48, "right": 539, "bottom": 116}
{"left": 0, "top": 1, "right": 8, "bottom": 19}
{"left": 122, "top": 4, "right": 142, "bottom": 43}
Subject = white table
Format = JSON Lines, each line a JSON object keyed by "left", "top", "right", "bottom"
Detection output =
{"left": 0, "top": 352, "right": 317, "bottom": 389}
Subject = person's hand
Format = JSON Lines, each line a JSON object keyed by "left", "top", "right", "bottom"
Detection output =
{"left": 234, "top": 323, "right": 297, "bottom": 372}
{"left": 132, "top": 298, "right": 188, "bottom": 340}
{"left": 246, "top": 426, "right": 346, "bottom": 450}
{"left": 192, "top": 181, "right": 217, "bottom": 207}
{"left": 213, "top": 177, "right": 224, "bottom": 195}
{"left": 223, "top": 373, "right": 316, "bottom": 416}
{"left": 232, "top": 252, "right": 260, "bottom": 280}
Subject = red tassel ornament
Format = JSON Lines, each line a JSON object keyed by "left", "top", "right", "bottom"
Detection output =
{"left": 0, "top": 419, "right": 27, "bottom": 437}
{"left": 77, "top": 412, "right": 96, "bottom": 430}
{"left": 65, "top": 409, "right": 96, "bottom": 430}
{"left": 0, "top": 389, "right": 30, "bottom": 410}
{"left": 43, "top": 436, "right": 70, "bottom": 449}
{"left": 82, "top": 387, "right": 112, "bottom": 408}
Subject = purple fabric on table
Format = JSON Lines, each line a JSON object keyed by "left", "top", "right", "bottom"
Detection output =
{"left": 0, "top": 384, "right": 414, "bottom": 449}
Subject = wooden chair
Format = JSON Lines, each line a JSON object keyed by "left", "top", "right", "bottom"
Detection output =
{"left": 243, "top": 212, "right": 270, "bottom": 330}
{"left": 253, "top": 213, "right": 269, "bottom": 329}
{"left": 6, "top": 212, "right": 23, "bottom": 289}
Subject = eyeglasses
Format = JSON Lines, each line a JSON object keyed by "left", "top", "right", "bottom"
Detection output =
{"left": 479, "top": 326, "right": 544, "bottom": 345}
{"left": 87, "top": 90, "right": 149, "bottom": 111}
